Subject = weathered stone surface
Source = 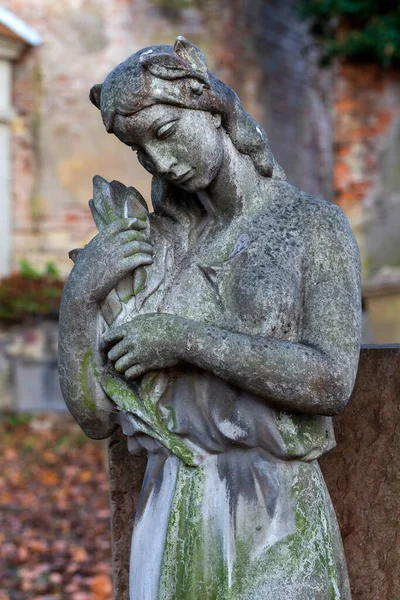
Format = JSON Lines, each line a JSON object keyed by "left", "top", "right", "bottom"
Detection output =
{"left": 321, "top": 345, "right": 400, "bottom": 600}
{"left": 59, "top": 37, "right": 361, "bottom": 599}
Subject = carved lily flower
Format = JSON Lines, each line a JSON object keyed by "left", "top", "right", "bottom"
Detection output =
{"left": 89, "top": 175, "right": 150, "bottom": 324}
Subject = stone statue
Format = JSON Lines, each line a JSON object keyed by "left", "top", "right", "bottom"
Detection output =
{"left": 58, "top": 37, "right": 361, "bottom": 599}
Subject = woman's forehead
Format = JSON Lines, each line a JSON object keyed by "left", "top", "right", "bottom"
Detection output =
{"left": 123, "top": 104, "right": 182, "bottom": 127}
{"left": 113, "top": 104, "right": 183, "bottom": 140}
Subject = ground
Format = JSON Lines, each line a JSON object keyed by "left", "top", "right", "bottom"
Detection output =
{"left": 0, "top": 415, "right": 113, "bottom": 600}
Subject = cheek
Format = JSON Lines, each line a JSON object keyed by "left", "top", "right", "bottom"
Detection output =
{"left": 206, "top": 140, "right": 223, "bottom": 178}
{"left": 190, "top": 129, "right": 222, "bottom": 169}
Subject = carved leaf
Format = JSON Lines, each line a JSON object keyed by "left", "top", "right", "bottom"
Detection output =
{"left": 141, "top": 51, "right": 210, "bottom": 86}
{"left": 90, "top": 175, "right": 148, "bottom": 226}
{"left": 174, "top": 36, "right": 208, "bottom": 76}
{"left": 101, "top": 290, "right": 123, "bottom": 326}
{"left": 91, "top": 175, "right": 114, "bottom": 224}
{"left": 88, "top": 200, "right": 107, "bottom": 230}
{"left": 115, "top": 274, "right": 135, "bottom": 304}
{"left": 132, "top": 267, "right": 147, "bottom": 296}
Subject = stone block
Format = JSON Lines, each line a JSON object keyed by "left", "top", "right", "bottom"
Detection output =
{"left": 321, "top": 345, "right": 400, "bottom": 600}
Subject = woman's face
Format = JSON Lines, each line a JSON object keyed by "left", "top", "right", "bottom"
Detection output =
{"left": 112, "top": 105, "right": 224, "bottom": 192}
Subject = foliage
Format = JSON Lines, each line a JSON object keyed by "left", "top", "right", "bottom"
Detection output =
{"left": 298, "top": 0, "right": 400, "bottom": 66}
{"left": 5, "top": 413, "right": 32, "bottom": 428}
{"left": 19, "top": 259, "right": 42, "bottom": 279}
{"left": 148, "top": 0, "right": 195, "bottom": 10}
{"left": 19, "top": 259, "right": 60, "bottom": 280}
{"left": 0, "top": 261, "right": 64, "bottom": 323}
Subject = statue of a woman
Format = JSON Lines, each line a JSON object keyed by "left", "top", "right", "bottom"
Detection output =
{"left": 59, "top": 37, "right": 361, "bottom": 599}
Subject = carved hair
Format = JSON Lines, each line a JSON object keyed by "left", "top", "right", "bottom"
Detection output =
{"left": 90, "top": 37, "right": 285, "bottom": 180}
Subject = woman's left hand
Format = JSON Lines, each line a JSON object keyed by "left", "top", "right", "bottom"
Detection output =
{"left": 102, "top": 313, "right": 188, "bottom": 379}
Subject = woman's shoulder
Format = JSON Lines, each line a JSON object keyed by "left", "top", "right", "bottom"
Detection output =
{"left": 299, "top": 190, "right": 358, "bottom": 258}
{"left": 263, "top": 179, "right": 356, "bottom": 245}
{"left": 284, "top": 185, "right": 360, "bottom": 280}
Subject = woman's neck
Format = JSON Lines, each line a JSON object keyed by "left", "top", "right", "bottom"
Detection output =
{"left": 197, "top": 133, "right": 266, "bottom": 227}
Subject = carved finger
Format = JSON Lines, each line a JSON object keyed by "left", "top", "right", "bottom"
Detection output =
{"left": 122, "top": 253, "right": 153, "bottom": 271}
{"left": 122, "top": 241, "right": 153, "bottom": 257}
{"left": 101, "top": 328, "right": 126, "bottom": 351}
{"left": 114, "top": 352, "right": 137, "bottom": 373}
{"left": 106, "top": 217, "right": 147, "bottom": 236}
{"left": 117, "top": 230, "right": 147, "bottom": 244}
{"left": 108, "top": 339, "right": 130, "bottom": 361}
{"left": 125, "top": 364, "right": 148, "bottom": 379}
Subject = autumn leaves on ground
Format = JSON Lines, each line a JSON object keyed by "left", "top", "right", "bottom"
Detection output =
{"left": 0, "top": 416, "right": 113, "bottom": 600}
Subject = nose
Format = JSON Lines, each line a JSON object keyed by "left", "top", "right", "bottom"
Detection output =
{"left": 145, "top": 145, "right": 177, "bottom": 175}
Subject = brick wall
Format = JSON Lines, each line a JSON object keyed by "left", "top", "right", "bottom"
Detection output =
{"left": 334, "top": 63, "right": 400, "bottom": 279}
{"left": 4, "top": 0, "right": 156, "bottom": 275}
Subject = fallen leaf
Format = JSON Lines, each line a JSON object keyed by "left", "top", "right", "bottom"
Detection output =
{"left": 91, "top": 574, "right": 113, "bottom": 598}
{"left": 38, "top": 469, "right": 59, "bottom": 486}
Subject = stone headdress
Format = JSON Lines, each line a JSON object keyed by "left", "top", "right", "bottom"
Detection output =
{"left": 90, "top": 36, "right": 285, "bottom": 182}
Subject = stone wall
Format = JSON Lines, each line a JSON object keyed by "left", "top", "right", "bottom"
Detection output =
{"left": 108, "top": 345, "right": 400, "bottom": 600}
{"left": 4, "top": 0, "right": 333, "bottom": 277}
{"left": 0, "top": 321, "right": 64, "bottom": 412}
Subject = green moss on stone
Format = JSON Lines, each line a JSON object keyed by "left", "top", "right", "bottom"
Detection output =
{"left": 101, "top": 373, "right": 200, "bottom": 466}
{"left": 158, "top": 461, "right": 343, "bottom": 599}
{"left": 274, "top": 410, "right": 331, "bottom": 458}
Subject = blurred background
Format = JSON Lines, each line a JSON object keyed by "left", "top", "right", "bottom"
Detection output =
{"left": 0, "top": 1, "right": 399, "bottom": 598}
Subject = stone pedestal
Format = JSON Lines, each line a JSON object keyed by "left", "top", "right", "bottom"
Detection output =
{"left": 321, "top": 345, "right": 400, "bottom": 599}
{"left": 108, "top": 345, "right": 400, "bottom": 600}
{"left": 108, "top": 431, "right": 145, "bottom": 600}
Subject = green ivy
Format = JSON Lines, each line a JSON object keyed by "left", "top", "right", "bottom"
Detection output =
{"left": 298, "top": 0, "right": 400, "bottom": 67}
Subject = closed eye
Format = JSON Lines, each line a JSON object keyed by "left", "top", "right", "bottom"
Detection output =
{"left": 157, "top": 120, "right": 179, "bottom": 140}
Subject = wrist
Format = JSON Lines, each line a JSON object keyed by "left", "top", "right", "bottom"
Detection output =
{"left": 178, "top": 317, "right": 203, "bottom": 362}
{"left": 158, "top": 314, "right": 193, "bottom": 361}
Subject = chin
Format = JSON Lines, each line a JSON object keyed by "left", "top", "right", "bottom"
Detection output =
{"left": 178, "top": 178, "right": 208, "bottom": 193}
{"left": 180, "top": 171, "right": 217, "bottom": 193}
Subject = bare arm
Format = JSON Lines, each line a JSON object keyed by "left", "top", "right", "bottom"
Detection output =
{"left": 58, "top": 218, "right": 153, "bottom": 439}
{"left": 105, "top": 205, "right": 361, "bottom": 416}
{"left": 182, "top": 206, "right": 361, "bottom": 415}
{"left": 58, "top": 295, "right": 114, "bottom": 439}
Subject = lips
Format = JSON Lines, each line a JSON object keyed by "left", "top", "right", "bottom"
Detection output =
{"left": 171, "top": 169, "right": 194, "bottom": 184}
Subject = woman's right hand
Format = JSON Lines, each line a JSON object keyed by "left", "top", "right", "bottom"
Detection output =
{"left": 66, "top": 217, "right": 153, "bottom": 306}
